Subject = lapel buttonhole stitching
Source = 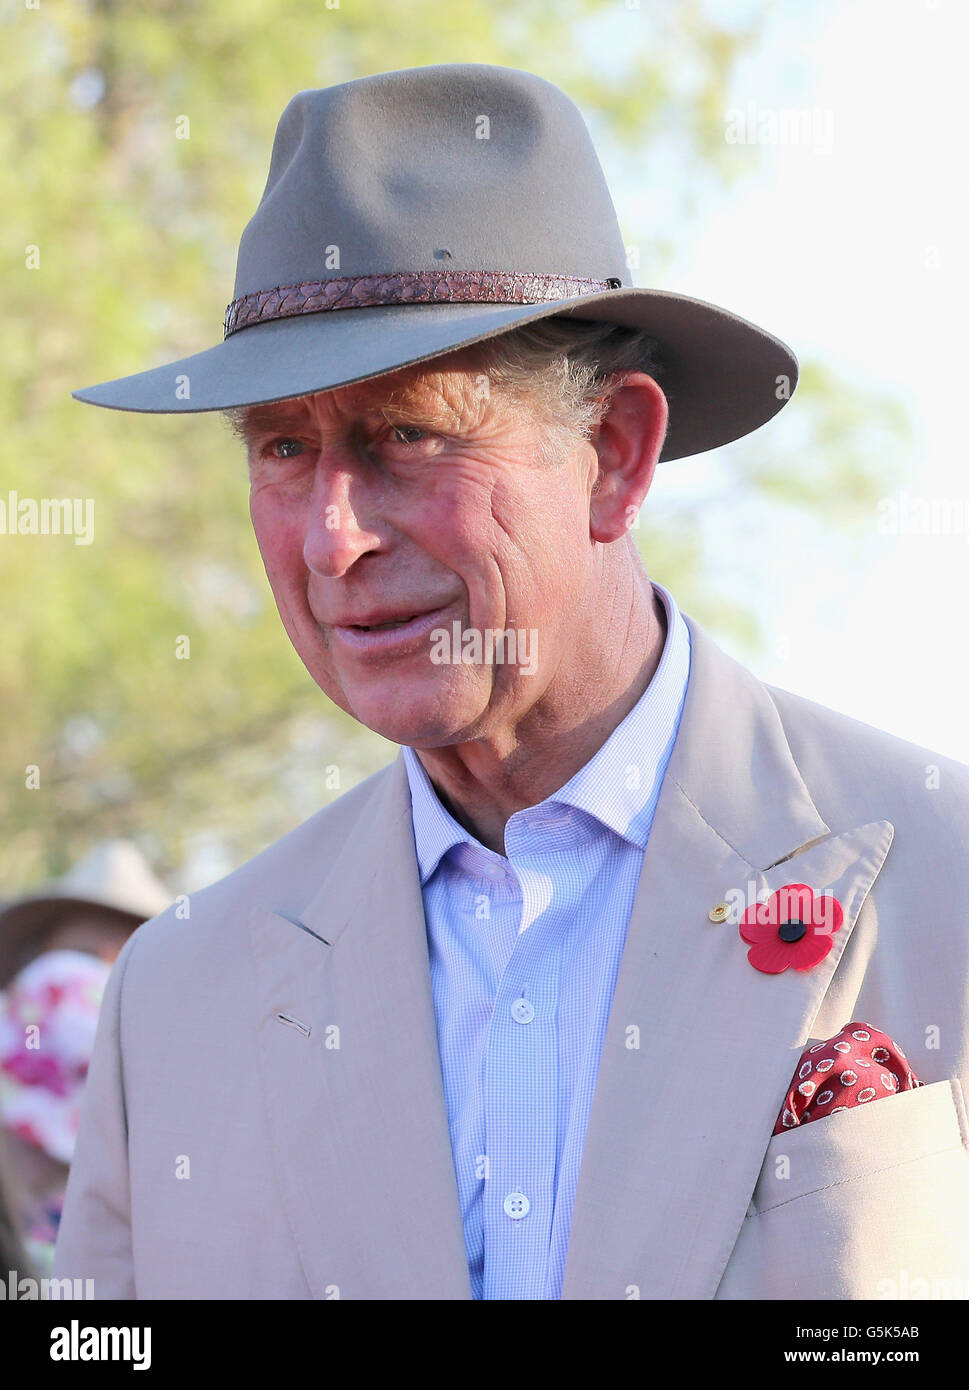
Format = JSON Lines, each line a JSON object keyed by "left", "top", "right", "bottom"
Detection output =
{"left": 276, "top": 1012, "right": 312, "bottom": 1037}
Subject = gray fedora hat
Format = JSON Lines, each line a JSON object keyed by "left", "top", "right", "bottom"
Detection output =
{"left": 73, "top": 63, "right": 797, "bottom": 462}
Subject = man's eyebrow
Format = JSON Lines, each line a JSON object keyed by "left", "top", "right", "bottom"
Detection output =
{"left": 227, "top": 376, "right": 477, "bottom": 444}
{"left": 367, "top": 383, "right": 476, "bottom": 430}
{"left": 227, "top": 402, "right": 310, "bottom": 443}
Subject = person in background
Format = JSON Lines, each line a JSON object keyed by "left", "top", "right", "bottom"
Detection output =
{"left": 0, "top": 1158, "right": 34, "bottom": 1288}
{"left": 0, "top": 841, "right": 170, "bottom": 1276}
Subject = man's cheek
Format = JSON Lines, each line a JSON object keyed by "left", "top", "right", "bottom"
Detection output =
{"left": 256, "top": 548, "right": 316, "bottom": 646}
{"left": 250, "top": 511, "right": 308, "bottom": 588}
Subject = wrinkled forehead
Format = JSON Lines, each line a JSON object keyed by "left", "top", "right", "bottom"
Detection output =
{"left": 234, "top": 343, "right": 495, "bottom": 437}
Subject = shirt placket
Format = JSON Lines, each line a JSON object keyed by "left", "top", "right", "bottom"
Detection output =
{"left": 481, "top": 854, "right": 563, "bottom": 1301}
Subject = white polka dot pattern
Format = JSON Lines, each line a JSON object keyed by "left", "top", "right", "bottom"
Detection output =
{"left": 773, "top": 1021, "right": 921, "bottom": 1135}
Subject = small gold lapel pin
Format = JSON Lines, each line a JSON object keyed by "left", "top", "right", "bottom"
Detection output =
{"left": 708, "top": 902, "right": 730, "bottom": 923}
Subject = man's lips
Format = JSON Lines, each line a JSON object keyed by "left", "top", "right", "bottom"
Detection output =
{"left": 327, "top": 603, "right": 456, "bottom": 655}
{"left": 333, "top": 605, "right": 448, "bottom": 630}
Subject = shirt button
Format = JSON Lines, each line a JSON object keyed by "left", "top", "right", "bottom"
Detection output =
{"left": 503, "top": 1191, "right": 530, "bottom": 1219}
{"left": 510, "top": 997, "right": 535, "bottom": 1024}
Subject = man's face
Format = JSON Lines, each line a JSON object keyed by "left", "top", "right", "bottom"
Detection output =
{"left": 241, "top": 348, "right": 603, "bottom": 747}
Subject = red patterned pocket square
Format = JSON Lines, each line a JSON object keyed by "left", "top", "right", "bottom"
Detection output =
{"left": 774, "top": 1020, "right": 921, "bottom": 1135}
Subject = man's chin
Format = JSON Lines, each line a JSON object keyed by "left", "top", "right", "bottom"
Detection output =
{"left": 336, "top": 672, "right": 492, "bottom": 748}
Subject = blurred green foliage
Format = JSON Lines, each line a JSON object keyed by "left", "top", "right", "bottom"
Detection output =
{"left": 1, "top": 0, "right": 907, "bottom": 892}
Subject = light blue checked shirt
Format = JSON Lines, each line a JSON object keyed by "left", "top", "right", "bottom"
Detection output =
{"left": 401, "top": 581, "right": 691, "bottom": 1300}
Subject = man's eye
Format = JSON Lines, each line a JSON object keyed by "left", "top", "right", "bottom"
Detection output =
{"left": 390, "top": 426, "right": 426, "bottom": 445}
{"left": 267, "top": 437, "right": 304, "bottom": 458}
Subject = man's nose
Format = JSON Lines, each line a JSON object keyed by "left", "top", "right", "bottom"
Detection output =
{"left": 302, "top": 464, "right": 384, "bottom": 577}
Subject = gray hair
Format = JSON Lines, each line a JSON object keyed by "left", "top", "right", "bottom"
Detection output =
{"left": 470, "top": 317, "right": 665, "bottom": 464}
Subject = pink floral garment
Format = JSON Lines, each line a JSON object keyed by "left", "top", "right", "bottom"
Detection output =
{"left": 0, "top": 948, "right": 112, "bottom": 1272}
{"left": 0, "top": 948, "right": 112, "bottom": 1164}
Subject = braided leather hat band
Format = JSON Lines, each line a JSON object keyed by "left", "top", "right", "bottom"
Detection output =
{"left": 224, "top": 270, "right": 621, "bottom": 337}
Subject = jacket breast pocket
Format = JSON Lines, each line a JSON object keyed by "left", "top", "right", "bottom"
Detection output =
{"left": 716, "top": 1078, "right": 969, "bottom": 1300}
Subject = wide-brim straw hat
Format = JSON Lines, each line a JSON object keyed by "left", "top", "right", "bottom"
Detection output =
{"left": 0, "top": 841, "right": 171, "bottom": 989}
{"left": 73, "top": 64, "right": 797, "bottom": 462}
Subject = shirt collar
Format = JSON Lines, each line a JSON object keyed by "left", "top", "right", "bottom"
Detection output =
{"left": 402, "top": 581, "right": 691, "bottom": 883}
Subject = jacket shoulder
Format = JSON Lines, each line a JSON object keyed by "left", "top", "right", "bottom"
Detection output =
{"left": 764, "top": 680, "right": 969, "bottom": 844}
{"left": 126, "top": 755, "right": 401, "bottom": 960}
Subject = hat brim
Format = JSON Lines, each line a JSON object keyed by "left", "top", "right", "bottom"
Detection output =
{"left": 0, "top": 897, "right": 142, "bottom": 990}
{"left": 72, "top": 287, "right": 797, "bottom": 462}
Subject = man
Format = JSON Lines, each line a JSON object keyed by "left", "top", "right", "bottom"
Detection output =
{"left": 53, "top": 64, "right": 969, "bottom": 1300}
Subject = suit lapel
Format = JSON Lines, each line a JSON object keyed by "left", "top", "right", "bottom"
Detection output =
{"left": 562, "top": 615, "right": 895, "bottom": 1299}
{"left": 249, "top": 759, "right": 471, "bottom": 1299}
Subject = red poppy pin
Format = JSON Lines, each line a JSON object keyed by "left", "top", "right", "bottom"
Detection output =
{"left": 739, "top": 883, "right": 844, "bottom": 975}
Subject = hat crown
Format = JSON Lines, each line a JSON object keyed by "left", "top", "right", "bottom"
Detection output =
{"left": 55, "top": 839, "right": 171, "bottom": 921}
{"left": 233, "top": 64, "right": 632, "bottom": 299}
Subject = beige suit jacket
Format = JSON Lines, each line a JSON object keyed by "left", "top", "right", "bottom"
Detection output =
{"left": 52, "top": 613, "right": 969, "bottom": 1298}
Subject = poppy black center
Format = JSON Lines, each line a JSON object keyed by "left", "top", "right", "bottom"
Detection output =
{"left": 779, "top": 918, "right": 807, "bottom": 943}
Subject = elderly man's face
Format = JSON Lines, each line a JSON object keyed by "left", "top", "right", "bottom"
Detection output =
{"left": 242, "top": 348, "right": 627, "bottom": 747}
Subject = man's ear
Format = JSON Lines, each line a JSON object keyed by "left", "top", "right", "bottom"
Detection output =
{"left": 589, "top": 373, "right": 668, "bottom": 543}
